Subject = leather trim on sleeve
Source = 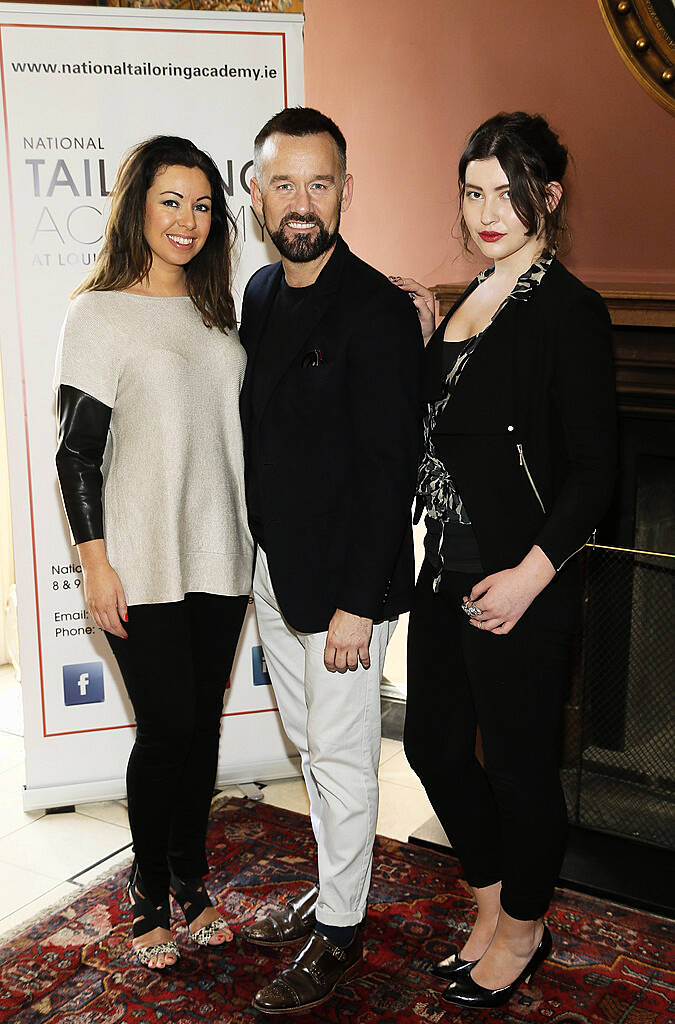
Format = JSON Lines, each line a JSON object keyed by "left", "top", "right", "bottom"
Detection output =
{"left": 55, "top": 384, "right": 112, "bottom": 545}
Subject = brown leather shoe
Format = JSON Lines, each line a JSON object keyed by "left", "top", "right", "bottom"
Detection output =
{"left": 252, "top": 929, "right": 363, "bottom": 1015}
{"left": 242, "top": 884, "right": 319, "bottom": 948}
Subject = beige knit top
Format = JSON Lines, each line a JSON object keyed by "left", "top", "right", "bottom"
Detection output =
{"left": 55, "top": 290, "right": 253, "bottom": 605}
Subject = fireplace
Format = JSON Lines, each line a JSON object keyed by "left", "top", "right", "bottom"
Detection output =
{"left": 413, "top": 280, "right": 675, "bottom": 914}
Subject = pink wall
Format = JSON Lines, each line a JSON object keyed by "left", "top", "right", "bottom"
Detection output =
{"left": 303, "top": 0, "right": 674, "bottom": 287}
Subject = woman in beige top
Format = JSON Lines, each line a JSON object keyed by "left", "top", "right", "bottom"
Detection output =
{"left": 55, "top": 136, "right": 253, "bottom": 969}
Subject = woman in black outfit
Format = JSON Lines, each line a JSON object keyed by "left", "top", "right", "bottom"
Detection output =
{"left": 393, "top": 112, "right": 616, "bottom": 1007}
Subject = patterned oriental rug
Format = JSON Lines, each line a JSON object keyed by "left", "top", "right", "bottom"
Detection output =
{"left": 1, "top": 797, "right": 673, "bottom": 1024}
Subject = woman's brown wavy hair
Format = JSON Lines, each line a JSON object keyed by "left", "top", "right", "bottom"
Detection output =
{"left": 73, "top": 135, "right": 237, "bottom": 332}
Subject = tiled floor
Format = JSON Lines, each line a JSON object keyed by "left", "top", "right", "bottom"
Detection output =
{"left": 0, "top": 663, "right": 435, "bottom": 941}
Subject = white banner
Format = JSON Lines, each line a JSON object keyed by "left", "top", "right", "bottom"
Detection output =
{"left": 0, "top": 3, "right": 303, "bottom": 810}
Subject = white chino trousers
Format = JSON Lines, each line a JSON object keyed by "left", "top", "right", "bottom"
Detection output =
{"left": 253, "top": 547, "right": 396, "bottom": 926}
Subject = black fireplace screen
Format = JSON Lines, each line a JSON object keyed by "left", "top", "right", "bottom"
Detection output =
{"left": 562, "top": 544, "right": 675, "bottom": 851}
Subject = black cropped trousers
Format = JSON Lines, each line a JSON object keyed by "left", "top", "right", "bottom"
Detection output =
{"left": 404, "top": 561, "right": 578, "bottom": 921}
{"left": 106, "top": 592, "right": 248, "bottom": 904}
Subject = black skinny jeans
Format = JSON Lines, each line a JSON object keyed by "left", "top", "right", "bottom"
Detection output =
{"left": 404, "top": 561, "right": 579, "bottom": 921}
{"left": 106, "top": 592, "right": 248, "bottom": 904}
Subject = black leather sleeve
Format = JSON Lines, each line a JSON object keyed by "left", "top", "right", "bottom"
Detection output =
{"left": 55, "top": 384, "right": 112, "bottom": 545}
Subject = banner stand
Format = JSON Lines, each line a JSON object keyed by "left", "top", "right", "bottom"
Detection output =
{"left": 22, "top": 757, "right": 302, "bottom": 813}
{"left": 0, "top": 3, "right": 304, "bottom": 810}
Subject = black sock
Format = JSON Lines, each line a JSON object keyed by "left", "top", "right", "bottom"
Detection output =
{"left": 315, "top": 921, "right": 357, "bottom": 948}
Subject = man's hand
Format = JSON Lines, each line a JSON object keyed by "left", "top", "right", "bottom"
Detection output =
{"left": 324, "top": 609, "right": 374, "bottom": 673}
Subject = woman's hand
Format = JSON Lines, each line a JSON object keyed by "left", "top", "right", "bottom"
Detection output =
{"left": 463, "top": 546, "right": 555, "bottom": 635}
{"left": 77, "top": 539, "right": 128, "bottom": 638}
{"left": 389, "top": 276, "right": 436, "bottom": 344}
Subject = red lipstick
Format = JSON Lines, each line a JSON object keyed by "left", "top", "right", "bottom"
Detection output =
{"left": 479, "top": 231, "right": 506, "bottom": 242}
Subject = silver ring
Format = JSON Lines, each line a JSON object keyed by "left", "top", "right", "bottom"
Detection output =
{"left": 463, "top": 601, "right": 482, "bottom": 619}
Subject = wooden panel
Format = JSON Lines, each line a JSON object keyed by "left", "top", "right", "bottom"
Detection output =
{"left": 432, "top": 283, "right": 675, "bottom": 418}
{"left": 589, "top": 286, "right": 675, "bottom": 329}
{"left": 613, "top": 328, "right": 675, "bottom": 416}
{"left": 433, "top": 282, "right": 675, "bottom": 329}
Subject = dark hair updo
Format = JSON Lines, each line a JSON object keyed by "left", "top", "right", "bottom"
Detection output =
{"left": 458, "top": 112, "right": 569, "bottom": 252}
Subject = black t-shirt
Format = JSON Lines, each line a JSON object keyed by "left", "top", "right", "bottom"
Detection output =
{"left": 424, "top": 515, "right": 483, "bottom": 574}
{"left": 424, "top": 339, "right": 483, "bottom": 575}
{"left": 248, "top": 276, "right": 319, "bottom": 546}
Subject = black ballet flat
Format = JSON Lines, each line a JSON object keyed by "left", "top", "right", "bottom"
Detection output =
{"left": 441, "top": 925, "right": 552, "bottom": 1008}
{"left": 430, "top": 950, "right": 478, "bottom": 980}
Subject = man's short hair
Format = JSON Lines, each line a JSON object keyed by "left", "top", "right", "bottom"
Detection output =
{"left": 253, "top": 106, "right": 347, "bottom": 184}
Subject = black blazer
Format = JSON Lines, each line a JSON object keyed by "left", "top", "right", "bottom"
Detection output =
{"left": 239, "top": 236, "right": 424, "bottom": 634}
{"left": 422, "top": 258, "right": 617, "bottom": 575}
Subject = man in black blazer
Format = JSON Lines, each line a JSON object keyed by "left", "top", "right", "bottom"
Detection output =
{"left": 239, "top": 107, "right": 422, "bottom": 1014}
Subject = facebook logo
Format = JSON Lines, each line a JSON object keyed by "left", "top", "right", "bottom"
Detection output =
{"left": 252, "top": 646, "right": 272, "bottom": 687}
{"left": 63, "top": 662, "right": 105, "bottom": 706}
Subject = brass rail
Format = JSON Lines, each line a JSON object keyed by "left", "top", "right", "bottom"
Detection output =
{"left": 585, "top": 542, "right": 675, "bottom": 560}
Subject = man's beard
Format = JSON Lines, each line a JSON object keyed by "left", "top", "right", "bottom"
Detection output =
{"left": 266, "top": 209, "right": 340, "bottom": 263}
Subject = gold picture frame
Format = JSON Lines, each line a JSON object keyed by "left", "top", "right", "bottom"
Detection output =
{"left": 598, "top": 0, "right": 674, "bottom": 115}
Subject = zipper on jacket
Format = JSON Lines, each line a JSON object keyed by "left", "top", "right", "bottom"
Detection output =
{"left": 556, "top": 539, "right": 589, "bottom": 573}
{"left": 516, "top": 443, "right": 546, "bottom": 513}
